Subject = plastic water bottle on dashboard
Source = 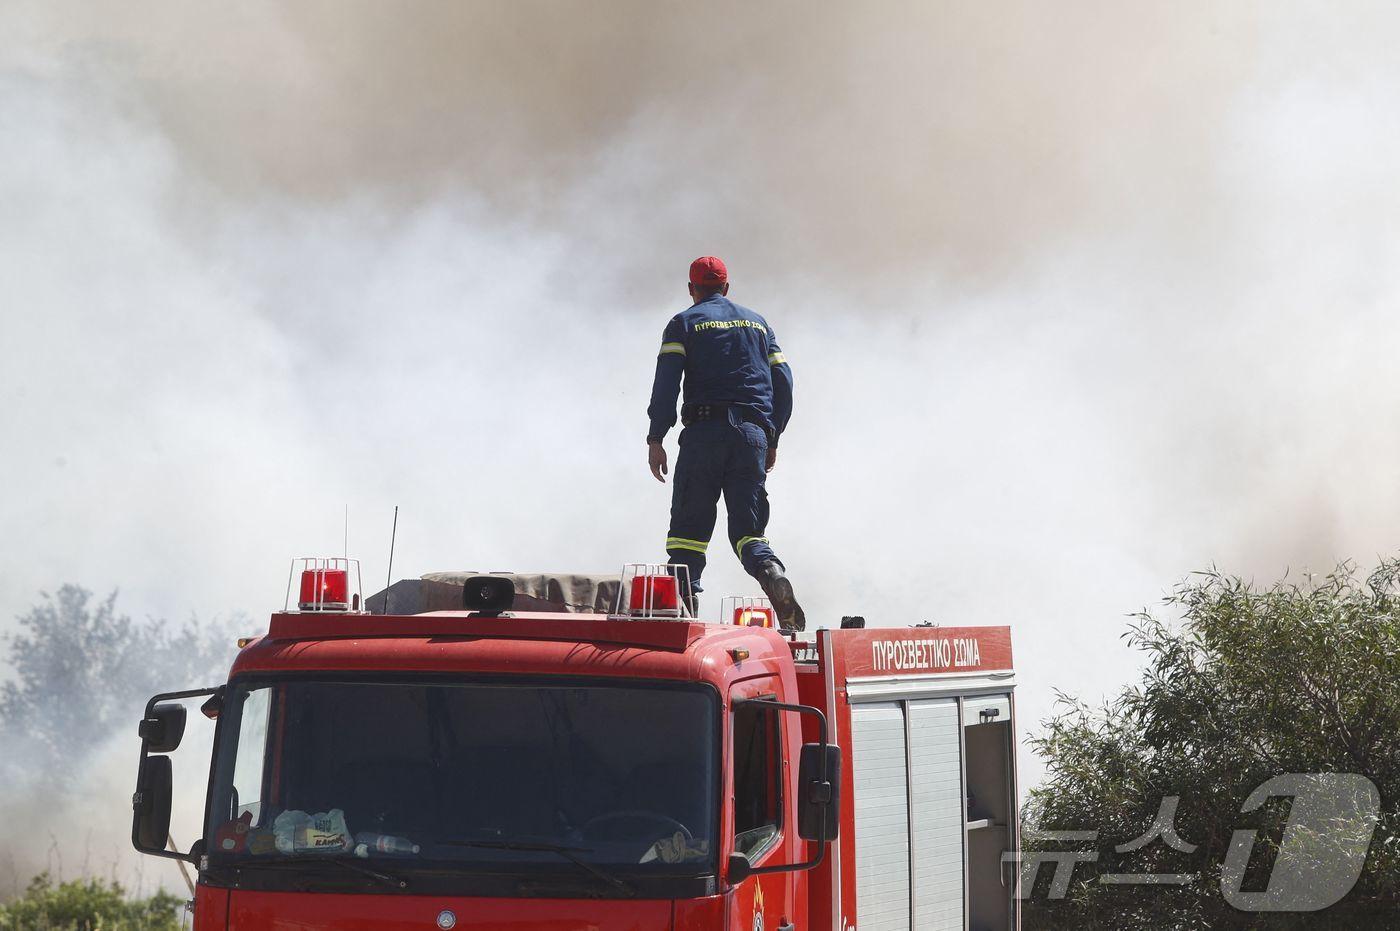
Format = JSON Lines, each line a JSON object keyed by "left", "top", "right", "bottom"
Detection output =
{"left": 354, "top": 832, "right": 421, "bottom": 856}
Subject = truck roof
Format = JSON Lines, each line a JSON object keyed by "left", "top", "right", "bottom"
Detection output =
{"left": 231, "top": 610, "right": 802, "bottom": 689}
{"left": 366, "top": 572, "right": 621, "bottom": 615}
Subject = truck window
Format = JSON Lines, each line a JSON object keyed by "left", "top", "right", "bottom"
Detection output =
{"left": 230, "top": 686, "right": 271, "bottom": 825}
{"left": 733, "top": 701, "right": 782, "bottom": 860}
{"left": 206, "top": 677, "right": 719, "bottom": 878}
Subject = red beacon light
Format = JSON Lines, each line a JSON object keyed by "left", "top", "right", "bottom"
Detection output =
{"left": 301, "top": 568, "right": 348, "bottom": 610}
{"left": 286, "top": 557, "right": 365, "bottom": 613}
{"left": 616, "top": 563, "right": 693, "bottom": 619}
{"left": 722, "top": 595, "right": 775, "bottom": 628}
{"left": 631, "top": 574, "right": 679, "bottom": 612}
{"left": 736, "top": 606, "right": 775, "bottom": 628}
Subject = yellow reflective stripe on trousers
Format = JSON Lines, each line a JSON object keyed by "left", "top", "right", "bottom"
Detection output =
{"left": 768, "top": 351, "right": 786, "bottom": 365}
{"left": 660, "top": 342, "right": 686, "bottom": 356}
{"left": 666, "top": 536, "right": 708, "bottom": 553}
{"left": 735, "top": 535, "right": 769, "bottom": 556}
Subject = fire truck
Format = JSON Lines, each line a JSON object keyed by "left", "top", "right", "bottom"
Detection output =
{"left": 133, "top": 560, "right": 1020, "bottom": 930}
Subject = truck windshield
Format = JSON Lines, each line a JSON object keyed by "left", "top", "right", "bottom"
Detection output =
{"left": 206, "top": 677, "right": 718, "bottom": 881}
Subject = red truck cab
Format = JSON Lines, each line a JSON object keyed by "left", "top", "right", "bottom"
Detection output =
{"left": 134, "top": 566, "right": 1017, "bottom": 930}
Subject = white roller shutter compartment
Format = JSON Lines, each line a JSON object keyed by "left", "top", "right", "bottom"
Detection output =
{"left": 909, "top": 698, "right": 965, "bottom": 930}
{"left": 852, "top": 702, "right": 912, "bottom": 931}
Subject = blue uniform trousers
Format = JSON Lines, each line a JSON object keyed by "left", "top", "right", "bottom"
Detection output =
{"left": 665, "top": 411, "right": 781, "bottom": 594}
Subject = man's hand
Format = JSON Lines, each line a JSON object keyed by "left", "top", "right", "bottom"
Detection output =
{"left": 766, "top": 447, "right": 778, "bottom": 473}
{"left": 649, "top": 441, "right": 669, "bottom": 483}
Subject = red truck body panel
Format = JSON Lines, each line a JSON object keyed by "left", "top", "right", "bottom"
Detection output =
{"left": 226, "top": 891, "right": 674, "bottom": 930}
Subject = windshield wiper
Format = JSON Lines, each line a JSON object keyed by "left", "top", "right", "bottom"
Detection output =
{"left": 231, "top": 855, "right": 408, "bottom": 890}
{"left": 440, "top": 839, "right": 634, "bottom": 897}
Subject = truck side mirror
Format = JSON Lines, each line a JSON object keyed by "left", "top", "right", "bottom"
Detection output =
{"left": 138, "top": 703, "right": 188, "bottom": 753}
{"left": 200, "top": 686, "right": 225, "bottom": 720}
{"left": 133, "top": 755, "right": 174, "bottom": 852}
{"left": 797, "top": 743, "right": 842, "bottom": 841}
{"left": 132, "top": 686, "right": 221, "bottom": 863}
{"left": 727, "top": 852, "right": 753, "bottom": 884}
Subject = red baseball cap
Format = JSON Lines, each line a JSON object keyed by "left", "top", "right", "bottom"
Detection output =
{"left": 689, "top": 255, "right": 728, "bottom": 286}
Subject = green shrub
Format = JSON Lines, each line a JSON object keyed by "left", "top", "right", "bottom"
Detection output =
{"left": 0, "top": 874, "right": 181, "bottom": 931}
{"left": 1024, "top": 559, "right": 1400, "bottom": 928}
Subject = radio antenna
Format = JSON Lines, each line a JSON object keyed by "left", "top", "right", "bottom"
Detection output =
{"left": 383, "top": 505, "right": 399, "bottom": 614}
{"left": 343, "top": 504, "right": 349, "bottom": 559}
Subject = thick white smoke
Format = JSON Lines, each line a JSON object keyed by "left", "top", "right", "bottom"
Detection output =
{"left": 4, "top": 0, "right": 1400, "bottom": 893}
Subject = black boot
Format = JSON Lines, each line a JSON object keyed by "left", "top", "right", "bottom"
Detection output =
{"left": 754, "top": 561, "right": 806, "bottom": 632}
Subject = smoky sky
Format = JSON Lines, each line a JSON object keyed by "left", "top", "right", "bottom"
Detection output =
{"left": 4, "top": 1, "right": 1400, "bottom": 878}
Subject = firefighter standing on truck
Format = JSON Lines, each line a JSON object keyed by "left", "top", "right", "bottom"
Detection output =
{"left": 646, "top": 256, "right": 804, "bottom": 630}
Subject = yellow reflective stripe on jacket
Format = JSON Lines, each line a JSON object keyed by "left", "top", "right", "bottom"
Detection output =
{"left": 767, "top": 351, "right": 786, "bottom": 365}
{"left": 666, "top": 536, "right": 709, "bottom": 554}
{"left": 660, "top": 342, "right": 687, "bottom": 356}
{"left": 735, "top": 536, "right": 769, "bottom": 556}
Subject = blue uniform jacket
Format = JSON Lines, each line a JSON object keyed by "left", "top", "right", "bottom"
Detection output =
{"left": 647, "top": 293, "right": 794, "bottom": 445}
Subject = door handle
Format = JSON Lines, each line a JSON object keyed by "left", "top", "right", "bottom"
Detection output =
{"left": 777, "top": 924, "right": 795, "bottom": 931}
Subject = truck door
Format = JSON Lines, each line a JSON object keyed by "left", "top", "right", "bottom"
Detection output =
{"left": 730, "top": 676, "right": 793, "bottom": 931}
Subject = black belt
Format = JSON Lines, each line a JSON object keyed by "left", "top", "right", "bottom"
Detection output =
{"left": 681, "top": 402, "right": 772, "bottom": 440}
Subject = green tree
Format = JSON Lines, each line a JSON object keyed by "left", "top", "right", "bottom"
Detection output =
{"left": 0, "top": 873, "right": 181, "bottom": 931}
{"left": 1024, "top": 560, "right": 1400, "bottom": 929}
{"left": 0, "top": 585, "right": 238, "bottom": 787}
